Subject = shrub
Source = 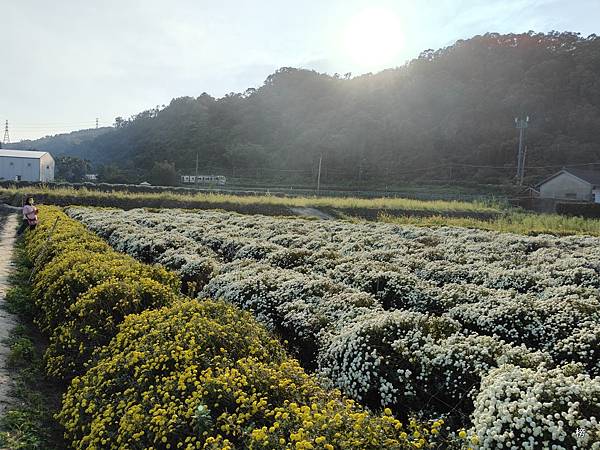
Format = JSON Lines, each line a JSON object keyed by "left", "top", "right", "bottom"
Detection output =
{"left": 448, "top": 295, "right": 600, "bottom": 352}
{"left": 7, "top": 337, "right": 35, "bottom": 367}
{"left": 276, "top": 291, "right": 383, "bottom": 366}
{"left": 31, "top": 250, "right": 178, "bottom": 334}
{"left": 556, "top": 202, "right": 600, "bottom": 218}
{"left": 318, "top": 310, "right": 550, "bottom": 423}
{"left": 28, "top": 207, "right": 452, "bottom": 448}
{"left": 202, "top": 262, "right": 346, "bottom": 329}
{"left": 178, "top": 257, "right": 219, "bottom": 295}
{"left": 58, "top": 299, "right": 448, "bottom": 449}
{"left": 44, "top": 276, "right": 180, "bottom": 379}
{"left": 266, "top": 248, "right": 314, "bottom": 269}
{"left": 56, "top": 299, "right": 286, "bottom": 447}
{"left": 329, "top": 260, "right": 438, "bottom": 312}
{"left": 234, "top": 241, "right": 282, "bottom": 261}
{"left": 111, "top": 229, "right": 198, "bottom": 264}
{"left": 5, "top": 285, "right": 35, "bottom": 319}
{"left": 552, "top": 321, "right": 600, "bottom": 376}
{"left": 24, "top": 207, "right": 110, "bottom": 270}
{"left": 62, "top": 205, "right": 600, "bottom": 445}
{"left": 471, "top": 364, "right": 600, "bottom": 449}
{"left": 318, "top": 310, "right": 461, "bottom": 413}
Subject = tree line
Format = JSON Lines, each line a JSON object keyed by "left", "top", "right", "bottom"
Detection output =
{"left": 14, "top": 31, "right": 600, "bottom": 187}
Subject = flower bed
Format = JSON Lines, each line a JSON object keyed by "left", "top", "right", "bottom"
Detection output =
{"left": 65, "top": 206, "right": 600, "bottom": 446}
{"left": 471, "top": 364, "right": 600, "bottom": 449}
{"left": 58, "top": 300, "right": 445, "bottom": 449}
{"left": 25, "top": 207, "right": 451, "bottom": 449}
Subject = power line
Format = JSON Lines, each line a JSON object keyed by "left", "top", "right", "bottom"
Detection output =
{"left": 13, "top": 124, "right": 111, "bottom": 129}
{"left": 8, "top": 119, "right": 107, "bottom": 124}
{"left": 452, "top": 161, "right": 600, "bottom": 169}
{"left": 218, "top": 162, "right": 600, "bottom": 179}
{"left": 10, "top": 123, "right": 107, "bottom": 127}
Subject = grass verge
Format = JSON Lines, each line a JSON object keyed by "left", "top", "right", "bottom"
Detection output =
{"left": 0, "top": 185, "right": 501, "bottom": 217}
{"left": 379, "top": 211, "right": 600, "bottom": 236}
{"left": 0, "top": 241, "right": 66, "bottom": 450}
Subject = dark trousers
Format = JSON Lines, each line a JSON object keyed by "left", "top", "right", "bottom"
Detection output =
{"left": 16, "top": 220, "right": 36, "bottom": 236}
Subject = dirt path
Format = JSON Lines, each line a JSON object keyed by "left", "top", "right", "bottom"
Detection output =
{"left": 0, "top": 214, "right": 18, "bottom": 415}
{"left": 289, "top": 207, "right": 335, "bottom": 220}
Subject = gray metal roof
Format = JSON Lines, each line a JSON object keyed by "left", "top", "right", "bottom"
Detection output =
{"left": 536, "top": 167, "right": 600, "bottom": 188}
{"left": 563, "top": 167, "right": 600, "bottom": 186}
{"left": 0, "top": 149, "right": 50, "bottom": 159}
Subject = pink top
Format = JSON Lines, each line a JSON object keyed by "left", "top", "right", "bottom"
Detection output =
{"left": 23, "top": 204, "right": 38, "bottom": 225}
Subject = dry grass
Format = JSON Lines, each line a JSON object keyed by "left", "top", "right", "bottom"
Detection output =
{"left": 380, "top": 212, "right": 600, "bottom": 236}
{"left": 0, "top": 185, "right": 500, "bottom": 213}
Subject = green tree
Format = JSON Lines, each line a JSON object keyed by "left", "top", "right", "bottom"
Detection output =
{"left": 14, "top": 32, "right": 600, "bottom": 188}
{"left": 55, "top": 155, "right": 91, "bottom": 182}
{"left": 97, "top": 164, "right": 128, "bottom": 184}
{"left": 148, "top": 161, "right": 178, "bottom": 186}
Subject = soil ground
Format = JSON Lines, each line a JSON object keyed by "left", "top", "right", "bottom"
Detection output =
{"left": 0, "top": 214, "right": 18, "bottom": 415}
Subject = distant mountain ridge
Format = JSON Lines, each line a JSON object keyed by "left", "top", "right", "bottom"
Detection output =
{"left": 10, "top": 128, "right": 112, "bottom": 158}
{"left": 14, "top": 31, "right": 600, "bottom": 186}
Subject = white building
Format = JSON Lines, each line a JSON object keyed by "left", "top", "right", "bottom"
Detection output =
{"left": 0, "top": 149, "right": 55, "bottom": 182}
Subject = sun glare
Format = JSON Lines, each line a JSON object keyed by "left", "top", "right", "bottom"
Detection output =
{"left": 342, "top": 8, "right": 405, "bottom": 70}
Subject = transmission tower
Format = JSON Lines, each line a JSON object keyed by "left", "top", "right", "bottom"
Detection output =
{"left": 3, "top": 120, "right": 9, "bottom": 145}
{"left": 515, "top": 115, "right": 529, "bottom": 185}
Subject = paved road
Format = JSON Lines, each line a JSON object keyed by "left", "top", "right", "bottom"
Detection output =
{"left": 0, "top": 214, "right": 18, "bottom": 415}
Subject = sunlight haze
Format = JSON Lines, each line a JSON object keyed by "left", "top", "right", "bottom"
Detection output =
{"left": 2, "top": 0, "right": 599, "bottom": 141}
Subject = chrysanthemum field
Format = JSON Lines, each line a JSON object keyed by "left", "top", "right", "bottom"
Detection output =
{"left": 25, "top": 207, "right": 457, "bottom": 450}
{"left": 64, "top": 206, "right": 600, "bottom": 449}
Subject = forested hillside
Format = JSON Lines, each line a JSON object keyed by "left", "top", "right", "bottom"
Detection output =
{"left": 12, "top": 128, "right": 111, "bottom": 157}
{"left": 16, "top": 31, "right": 600, "bottom": 186}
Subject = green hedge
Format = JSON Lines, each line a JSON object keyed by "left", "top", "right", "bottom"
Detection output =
{"left": 556, "top": 202, "right": 600, "bottom": 218}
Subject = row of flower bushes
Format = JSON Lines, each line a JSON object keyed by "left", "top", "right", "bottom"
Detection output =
{"left": 64, "top": 206, "right": 600, "bottom": 448}
{"left": 25, "top": 206, "right": 456, "bottom": 449}
{"left": 66, "top": 208, "right": 600, "bottom": 378}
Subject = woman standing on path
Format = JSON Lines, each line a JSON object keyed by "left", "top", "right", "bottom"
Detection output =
{"left": 17, "top": 196, "right": 38, "bottom": 235}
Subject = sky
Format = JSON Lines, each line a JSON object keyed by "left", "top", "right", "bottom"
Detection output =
{"left": 2, "top": 0, "right": 599, "bottom": 141}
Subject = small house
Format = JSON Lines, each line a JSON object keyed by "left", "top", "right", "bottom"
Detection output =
{"left": 536, "top": 167, "right": 600, "bottom": 203}
{"left": 0, "top": 149, "right": 55, "bottom": 182}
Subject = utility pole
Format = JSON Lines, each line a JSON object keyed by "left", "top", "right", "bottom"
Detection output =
{"left": 515, "top": 115, "right": 529, "bottom": 185}
{"left": 316, "top": 153, "right": 323, "bottom": 194}
{"left": 3, "top": 120, "right": 10, "bottom": 144}
{"left": 357, "top": 154, "right": 365, "bottom": 183}
{"left": 195, "top": 152, "right": 199, "bottom": 188}
{"left": 520, "top": 145, "right": 528, "bottom": 186}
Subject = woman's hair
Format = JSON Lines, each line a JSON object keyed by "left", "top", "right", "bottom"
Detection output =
{"left": 24, "top": 195, "right": 34, "bottom": 204}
